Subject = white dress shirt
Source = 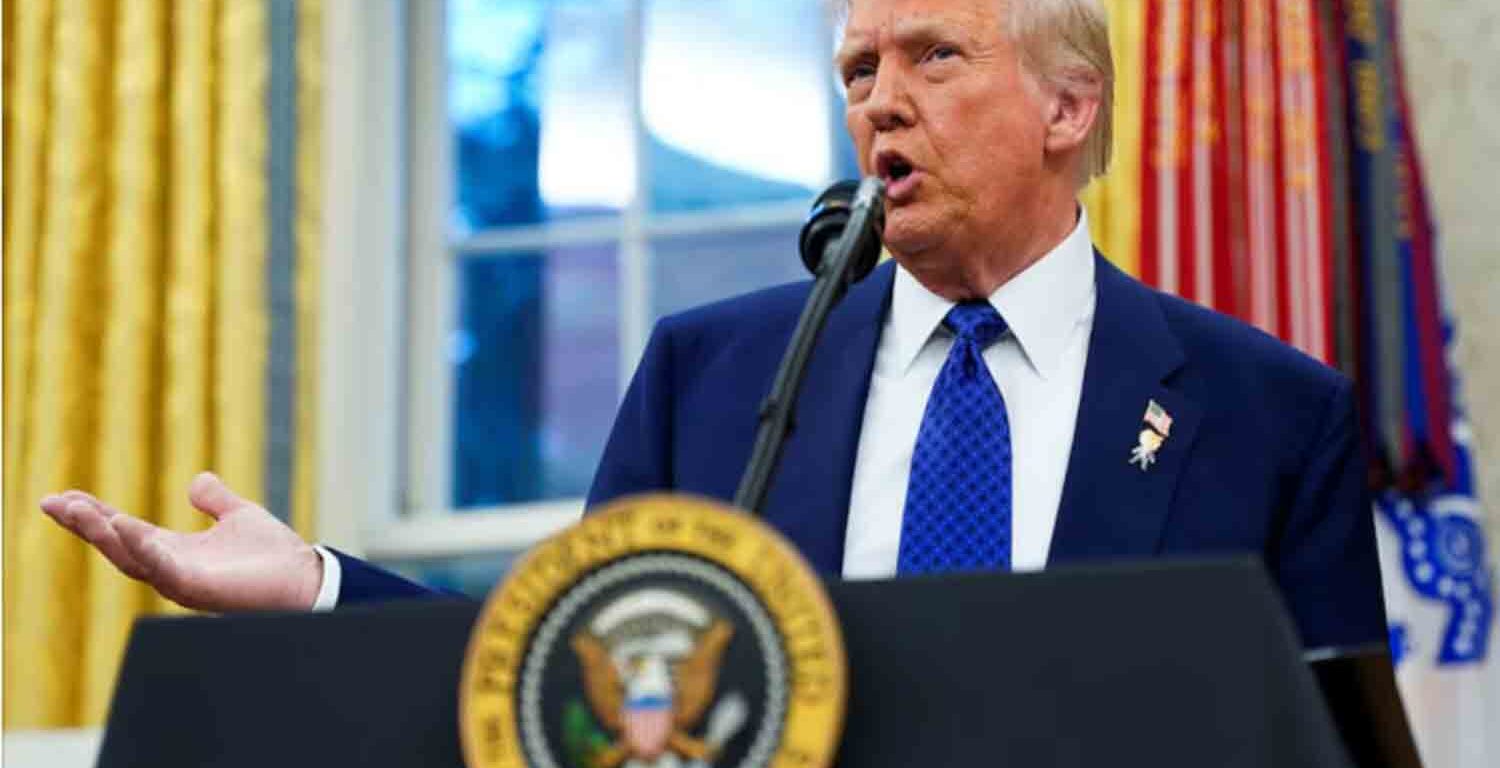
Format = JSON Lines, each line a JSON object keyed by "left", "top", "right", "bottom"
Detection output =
{"left": 311, "top": 545, "right": 342, "bottom": 611}
{"left": 842, "top": 211, "right": 1097, "bottom": 578}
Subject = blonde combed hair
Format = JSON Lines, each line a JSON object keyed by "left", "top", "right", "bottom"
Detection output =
{"left": 1009, "top": 0, "right": 1114, "bottom": 184}
{"left": 831, "top": 0, "right": 1116, "bottom": 186}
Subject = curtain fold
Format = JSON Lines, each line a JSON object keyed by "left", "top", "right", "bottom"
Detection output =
{"left": 213, "top": 0, "right": 270, "bottom": 521}
{"left": 293, "top": 0, "right": 322, "bottom": 538}
{"left": 1083, "top": 0, "right": 1145, "bottom": 275}
{"left": 7, "top": 0, "right": 114, "bottom": 727}
{"left": 3, "top": 0, "right": 321, "bottom": 728}
{"left": 82, "top": 0, "right": 166, "bottom": 722}
{"left": 3, "top": 3, "right": 54, "bottom": 680}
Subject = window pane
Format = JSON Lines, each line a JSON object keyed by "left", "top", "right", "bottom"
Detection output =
{"left": 449, "top": 0, "right": 632, "bottom": 231}
{"left": 832, "top": 89, "right": 862, "bottom": 180}
{"left": 643, "top": 0, "right": 838, "bottom": 213}
{"left": 650, "top": 225, "right": 810, "bottom": 321}
{"left": 452, "top": 246, "right": 619, "bottom": 508}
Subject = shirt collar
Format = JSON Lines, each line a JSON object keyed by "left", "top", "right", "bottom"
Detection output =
{"left": 886, "top": 208, "right": 1097, "bottom": 380}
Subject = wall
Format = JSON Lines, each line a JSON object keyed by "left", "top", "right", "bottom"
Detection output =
{"left": 1398, "top": 1, "right": 1500, "bottom": 540}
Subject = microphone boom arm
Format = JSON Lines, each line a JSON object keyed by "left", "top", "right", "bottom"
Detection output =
{"left": 733, "top": 178, "right": 886, "bottom": 516}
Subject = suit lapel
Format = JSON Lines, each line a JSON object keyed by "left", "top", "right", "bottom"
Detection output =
{"left": 1048, "top": 256, "right": 1202, "bottom": 565}
{"left": 761, "top": 261, "right": 895, "bottom": 575}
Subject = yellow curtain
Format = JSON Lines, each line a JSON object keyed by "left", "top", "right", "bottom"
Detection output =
{"left": 294, "top": 0, "right": 322, "bottom": 537}
{"left": 1083, "top": 0, "right": 1146, "bottom": 276}
{"left": 3, "top": 0, "right": 322, "bottom": 728}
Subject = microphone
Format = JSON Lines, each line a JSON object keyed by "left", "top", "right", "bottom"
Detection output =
{"left": 799, "top": 178, "right": 886, "bottom": 285}
{"left": 733, "top": 177, "right": 887, "bottom": 516}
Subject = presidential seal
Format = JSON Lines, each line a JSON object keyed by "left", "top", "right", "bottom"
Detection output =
{"left": 460, "top": 495, "right": 846, "bottom": 768}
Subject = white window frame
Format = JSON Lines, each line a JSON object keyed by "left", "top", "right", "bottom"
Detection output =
{"left": 317, "top": 0, "right": 408, "bottom": 555}
{"left": 321, "top": 0, "right": 840, "bottom": 565}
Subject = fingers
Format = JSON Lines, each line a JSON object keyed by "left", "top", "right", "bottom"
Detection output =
{"left": 39, "top": 494, "right": 76, "bottom": 531}
{"left": 109, "top": 513, "right": 187, "bottom": 596}
{"left": 187, "top": 472, "right": 246, "bottom": 521}
{"left": 41, "top": 489, "right": 109, "bottom": 518}
{"left": 40, "top": 492, "right": 106, "bottom": 534}
{"left": 39, "top": 493, "right": 152, "bottom": 581}
{"left": 70, "top": 502, "right": 151, "bottom": 580}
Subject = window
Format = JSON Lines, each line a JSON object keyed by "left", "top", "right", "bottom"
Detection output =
{"left": 376, "top": 0, "right": 857, "bottom": 594}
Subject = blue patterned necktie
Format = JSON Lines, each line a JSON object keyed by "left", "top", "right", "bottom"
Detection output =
{"left": 897, "top": 301, "right": 1013, "bottom": 574}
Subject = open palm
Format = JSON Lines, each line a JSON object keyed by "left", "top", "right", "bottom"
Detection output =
{"left": 39, "top": 472, "right": 322, "bottom": 612}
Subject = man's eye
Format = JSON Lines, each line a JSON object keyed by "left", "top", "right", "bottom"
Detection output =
{"left": 926, "top": 45, "right": 959, "bottom": 62}
{"left": 844, "top": 63, "right": 876, "bottom": 85}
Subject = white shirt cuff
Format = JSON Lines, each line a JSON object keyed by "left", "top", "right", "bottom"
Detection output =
{"left": 311, "top": 545, "right": 343, "bottom": 611}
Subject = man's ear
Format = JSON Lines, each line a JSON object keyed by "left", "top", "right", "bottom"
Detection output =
{"left": 1042, "top": 82, "right": 1101, "bottom": 156}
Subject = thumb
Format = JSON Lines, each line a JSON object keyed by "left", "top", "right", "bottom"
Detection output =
{"left": 187, "top": 472, "right": 246, "bottom": 521}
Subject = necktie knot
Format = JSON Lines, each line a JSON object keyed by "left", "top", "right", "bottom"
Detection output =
{"left": 944, "top": 301, "right": 1008, "bottom": 349}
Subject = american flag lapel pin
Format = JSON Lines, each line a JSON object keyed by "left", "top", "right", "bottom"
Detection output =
{"left": 1129, "top": 400, "right": 1173, "bottom": 471}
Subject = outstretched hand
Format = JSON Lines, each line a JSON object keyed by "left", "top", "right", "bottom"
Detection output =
{"left": 39, "top": 472, "right": 324, "bottom": 612}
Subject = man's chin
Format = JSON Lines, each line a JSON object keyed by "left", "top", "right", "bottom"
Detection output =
{"left": 880, "top": 212, "right": 948, "bottom": 259}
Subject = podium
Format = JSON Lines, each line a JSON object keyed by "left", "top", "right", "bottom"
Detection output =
{"left": 95, "top": 558, "right": 1401, "bottom": 767}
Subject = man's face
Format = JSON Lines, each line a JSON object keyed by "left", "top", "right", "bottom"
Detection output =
{"left": 837, "top": 0, "right": 1050, "bottom": 270}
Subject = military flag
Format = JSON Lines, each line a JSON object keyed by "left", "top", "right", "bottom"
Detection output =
{"left": 1113, "top": 1, "right": 1496, "bottom": 763}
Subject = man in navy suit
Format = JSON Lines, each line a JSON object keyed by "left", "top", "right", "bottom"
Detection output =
{"left": 41, "top": 0, "right": 1385, "bottom": 649}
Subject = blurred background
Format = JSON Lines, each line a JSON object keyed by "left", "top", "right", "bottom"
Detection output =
{"left": 3, "top": 0, "right": 1498, "bottom": 765}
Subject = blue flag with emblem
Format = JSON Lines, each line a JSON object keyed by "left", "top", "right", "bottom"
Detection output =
{"left": 1343, "top": 1, "right": 1495, "bottom": 765}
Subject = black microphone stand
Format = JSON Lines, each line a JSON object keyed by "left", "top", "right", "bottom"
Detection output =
{"left": 733, "top": 177, "right": 886, "bottom": 516}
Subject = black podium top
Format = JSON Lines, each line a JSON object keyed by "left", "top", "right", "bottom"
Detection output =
{"left": 98, "top": 558, "right": 1354, "bottom": 768}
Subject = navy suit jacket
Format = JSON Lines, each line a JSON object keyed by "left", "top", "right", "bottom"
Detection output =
{"left": 340, "top": 255, "right": 1386, "bottom": 649}
{"left": 586, "top": 255, "right": 1386, "bottom": 648}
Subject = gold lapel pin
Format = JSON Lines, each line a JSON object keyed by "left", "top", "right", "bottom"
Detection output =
{"left": 1129, "top": 400, "right": 1173, "bottom": 471}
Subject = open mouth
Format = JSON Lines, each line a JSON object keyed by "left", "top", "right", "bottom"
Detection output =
{"left": 875, "top": 150, "right": 916, "bottom": 185}
{"left": 874, "top": 150, "right": 921, "bottom": 201}
{"left": 887, "top": 158, "right": 913, "bottom": 182}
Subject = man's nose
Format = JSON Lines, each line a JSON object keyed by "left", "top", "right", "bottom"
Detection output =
{"left": 864, "top": 66, "right": 915, "bottom": 132}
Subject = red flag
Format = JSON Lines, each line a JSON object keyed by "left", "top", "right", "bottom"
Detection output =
{"left": 1242, "top": 0, "right": 1279, "bottom": 336}
{"left": 1276, "top": 0, "right": 1334, "bottom": 363}
{"left": 1387, "top": 0, "right": 1456, "bottom": 485}
{"left": 1142, "top": 0, "right": 1192, "bottom": 296}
